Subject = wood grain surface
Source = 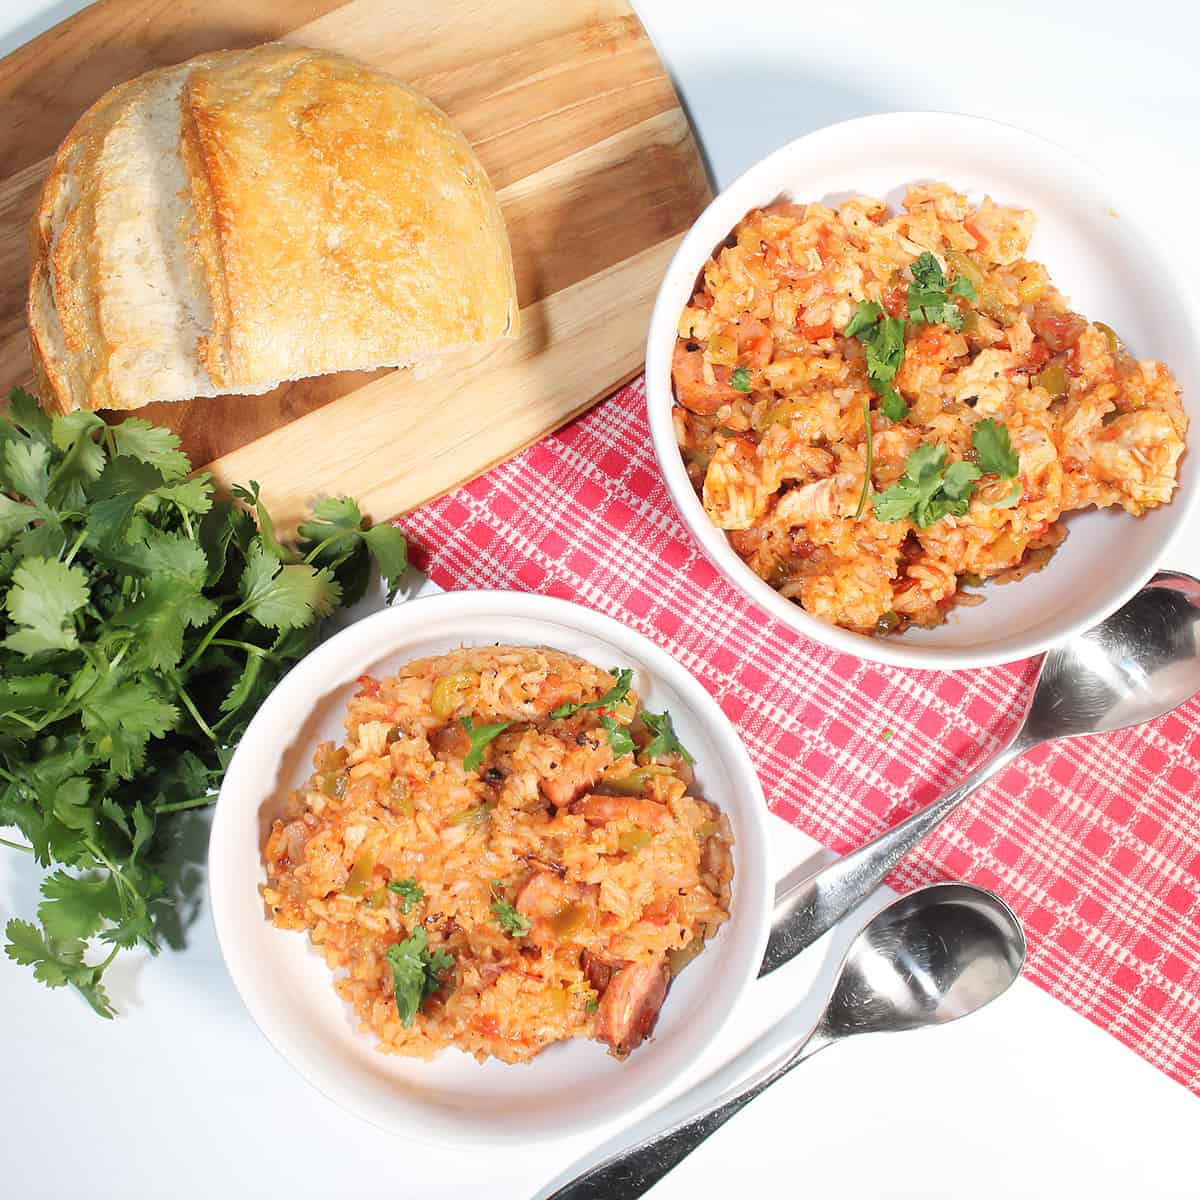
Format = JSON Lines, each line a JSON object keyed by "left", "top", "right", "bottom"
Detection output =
{"left": 0, "top": 0, "right": 710, "bottom": 528}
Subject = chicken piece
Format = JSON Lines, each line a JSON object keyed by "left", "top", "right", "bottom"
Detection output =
{"left": 538, "top": 734, "right": 614, "bottom": 808}
{"left": 773, "top": 473, "right": 856, "bottom": 524}
{"left": 1082, "top": 410, "right": 1185, "bottom": 513}
{"left": 596, "top": 958, "right": 670, "bottom": 1057}
{"left": 574, "top": 793, "right": 670, "bottom": 830}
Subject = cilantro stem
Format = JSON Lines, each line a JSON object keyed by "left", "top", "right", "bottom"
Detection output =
{"left": 210, "top": 638, "right": 278, "bottom": 662}
{"left": 154, "top": 794, "right": 217, "bottom": 814}
{"left": 84, "top": 839, "right": 137, "bottom": 916}
{"left": 62, "top": 528, "right": 87, "bottom": 567}
{"left": 302, "top": 531, "right": 351, "bottom": 565}
{"left": 180, "top": 605, "right": 247, "bottom": 672}
{"left": 855, "top": 397, "right": 874, "bottom": 520}
{"left": 0, "top": 835, "right": 33, "bottom": 853}
{"left": 174, "top": 683, "right": 219, "bottom": 744}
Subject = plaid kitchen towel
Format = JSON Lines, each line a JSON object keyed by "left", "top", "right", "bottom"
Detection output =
{"left": 403, "top": 377, "right": 1200, "bottom": 1095}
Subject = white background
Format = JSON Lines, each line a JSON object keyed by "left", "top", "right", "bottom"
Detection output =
{"left": 2, "top": 1, "right": 1199, "bottom": 1197}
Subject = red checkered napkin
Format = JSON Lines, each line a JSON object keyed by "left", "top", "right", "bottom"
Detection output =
{"left": 403, "top": 378, "right": 1200, "bottom": 1095}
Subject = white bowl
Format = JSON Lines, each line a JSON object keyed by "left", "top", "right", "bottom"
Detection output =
{"left": 646, "top": 112, "right": 1200, "bottom": 670}
{"left": 208, "top": 590, "right": 771, "bottom": 1146}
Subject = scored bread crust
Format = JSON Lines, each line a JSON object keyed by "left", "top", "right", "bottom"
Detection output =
{"left": 28, "top": 44, "right": 519, "bottom": 413}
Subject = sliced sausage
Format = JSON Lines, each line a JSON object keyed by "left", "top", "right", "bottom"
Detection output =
{"left": 596, "top": 958, "right": 670, "bottom": 1057}
{"left": 574, "top": 794, "right": 670, "bottom": 830}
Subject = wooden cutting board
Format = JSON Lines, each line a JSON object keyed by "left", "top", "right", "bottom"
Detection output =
{"left": 0, "top": 0, "right": 709, "bottom": 531}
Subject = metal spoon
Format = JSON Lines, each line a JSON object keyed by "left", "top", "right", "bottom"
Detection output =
{"left": 544, "top": 882, "right": 1025, "bottom": 1200}
{"left": 761, "top": 570, "right": 1200, "bottom": 975}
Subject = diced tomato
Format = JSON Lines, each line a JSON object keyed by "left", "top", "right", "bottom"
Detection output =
{"left": 798, "top": 318, "right": 834, "bottom": 342}
{"left": 1025, "top": 339, "right": 1051, "bottom": 370}
{"left": 1033, "top": 312, "right": 1086, "bottom": 352}
{"left": 964, "top": 219, "right": 987, "bottom": 250}
{"left": 817, "top": 227, "right": 839, "bottom": 258}
{"left": 790, "top": 535, "right": 817, "bottom": 558}
{"left": 690, "top": 291, "right": 713, "bottom": 310}
{"left": 356, "top": 675, "right": 381, "bottom": 697}
{"left": 913, "top": 326, "right": 944, "bottom": 356}
{"left": 882, "top": 285, "right": 907, "bottom": 318}
{"left": 472, "top": 1015, "right": 500, "bottom": 1038}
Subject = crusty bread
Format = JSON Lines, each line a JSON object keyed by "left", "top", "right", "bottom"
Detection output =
{"left": 29, "top": 44, "right": 519, "bottom": 414}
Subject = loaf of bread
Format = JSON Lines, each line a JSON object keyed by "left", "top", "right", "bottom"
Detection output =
{"left": 29, "top": 44, "right": 519, "bottom": 414}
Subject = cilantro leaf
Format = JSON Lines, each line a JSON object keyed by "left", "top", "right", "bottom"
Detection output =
{"left": 387, "top": 878, "right": 425, "bottom": 914}
{"left": 909, "top": 251, "right": 945, "bottom": 289}
{"left": 0, "top": 494, "right": 38, "bottom": 548}
{"left": 238, "top": 541, "right": 341, "bottom": 631}
{"left": 110, "top": 576, "right": 217, "bottom": 672}
{"left": 107, "top": 418, "right": 190, "bottom": 481}
{"left": 490, "top": 882, "right": 531, "bottom": 937}
{"left": 361, "top": 522, "right": 409, "bottom": 601}
{"left": 907, "top": 252, "right": 966, "bottom": 330}
{"left": 2, "top": 558, "right": 90, "bottom": 655}
{"left": 3, "top": 440, "right": 51, "bottom": 503}
{"left": 386, "top": 926, "right": 454, "bottom": 1026}
{"left": 949, "top": 275, "right": 978, "bottom": 301}
{"left": 80, "top": 678, "right": 178, "bottom": 777}
{"left": 641, "top": 709, "right": 694, "bottom": 763}
{"left": 460, "top": 716, "right": 513, "bottom": 772}
{"left": 4, "top": 918, "right": 114, "bottom": 1018}
{"left": 551, "top": 667, "right": 634, "bottom": 720}
{"left": 971, "top": 418, "right": 1020, "bottom": 479}
{"left": 879, "top": 389, "right": 910, "bottom": 422}
{"left": 37, "top": 870, "right": 122, "bottom": 942}
{"left": 232, "top": 481, "right": 297, "bottom": 565}
{"left": 729, "top": 367, "right": 752, "bottom": 393}
{"left": 601, "top": 715, "right": 635, "bottom": 758}
{"left": 873, "top": 442, "right": 983, "bottom": 528}
{"left": 844, "top": 301, "right": 884, "bottom": 338}
{"left": 985, "top": 480, "right": 1023, "bottom": 508}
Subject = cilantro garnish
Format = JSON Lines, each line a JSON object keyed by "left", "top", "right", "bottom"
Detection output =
{"left": 386, "top": 926, "right": 454, "bottom": 1026}
{"left": 600, "top": 715, "right": 635, "bottom": 758}
{"left": 0, "top": 387, "right": 406, "bottom": 1016}
{"left": 873, "top": 419, "right": 1019, "bottom": 528}
{"left": 844, "top": 301, "right": 909, "bottom": 425}
{"left": 489, "top": 882, "right": 531, "bottom": 937}
{"left": 873, "top": 443, "right": 981, "bottom": 528}
{"left": 387, "top": 878, "right": 425, "bottom": 914}
{"left": 551, "top": 667, "right": 633, "bottom": 720}
{"left": 641, "top": 709, "right": 694, "bottom": 763}
{"left": 906, "top": 252, "right": 966, "bottom": 330}
{"left": 729, "top": 367, "right": 753, "bottom": 393}
{"left": 460, "top": 716, "right": 513, "bottom": 771}
{"left": 972, "top": 418, "right": 1020, "bottom": 479}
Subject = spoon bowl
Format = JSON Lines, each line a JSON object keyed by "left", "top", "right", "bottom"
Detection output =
{"left": 823, "top": 883, "right": 1026, "bottom": 1040}
{"left": 545, "top": 883, "right": 1025, "bottom": 1200}
{"left": 1024, "top": 571, "right": 1200, "bottom": 743}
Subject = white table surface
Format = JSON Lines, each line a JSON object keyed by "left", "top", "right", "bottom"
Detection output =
{"left": 3, "top": 1, "right": 1200, "bottom": 1196}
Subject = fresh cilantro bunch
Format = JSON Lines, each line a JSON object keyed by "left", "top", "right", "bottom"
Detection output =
{"left": 873, "top": 419, "right": 1021, "bottom": 527}
{"left": 0, "top": 389, "right": 407, "bottom": 1016}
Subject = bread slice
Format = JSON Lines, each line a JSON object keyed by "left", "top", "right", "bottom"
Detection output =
{"left": 28, "top": 44, "right": 519, "bottom": 414}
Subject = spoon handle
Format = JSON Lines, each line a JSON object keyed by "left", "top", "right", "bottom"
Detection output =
{"left": 760, "top": 737, "right": 1028, "bottom": 976}
{"left": 540, "top": 1024, "right": 834, "bottom": 1200}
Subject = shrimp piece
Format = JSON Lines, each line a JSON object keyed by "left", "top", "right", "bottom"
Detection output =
{"left": 703, "top": 437, "right": 772, "bottom": 530}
